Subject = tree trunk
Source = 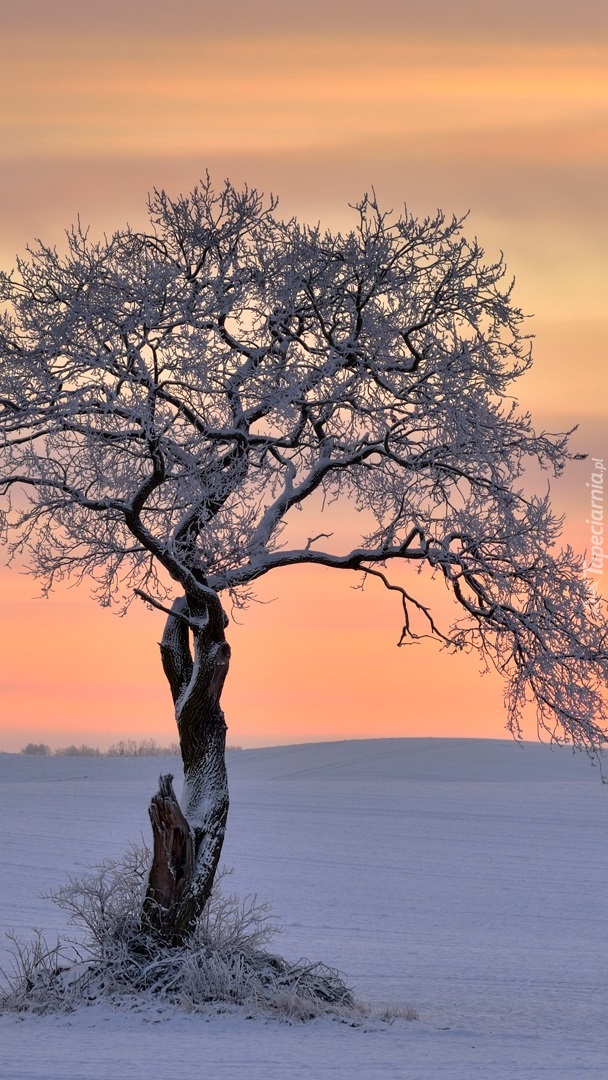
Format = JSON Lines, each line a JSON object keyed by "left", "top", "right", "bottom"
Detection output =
{"left": 143, "top": 590, "right": 230, "bottom": 944}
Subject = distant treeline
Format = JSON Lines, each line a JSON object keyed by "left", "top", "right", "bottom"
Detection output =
{"left": 20, "top": 740, "right": 242, "bottom": 757}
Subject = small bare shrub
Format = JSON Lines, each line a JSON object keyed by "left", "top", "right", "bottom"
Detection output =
{"left": 0, "top": 931, "right": 77, "bottom": 1014}
{"left": 377, "top": 1003, "right": 419, "bottom": 1022}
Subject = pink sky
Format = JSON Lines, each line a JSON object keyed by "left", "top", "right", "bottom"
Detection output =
{"left": 0, "top": 2, "right": 606, "bottom": 750}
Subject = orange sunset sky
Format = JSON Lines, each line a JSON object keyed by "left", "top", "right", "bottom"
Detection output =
{"left": 0, "top": 0, "right": 607, "bottom": 751}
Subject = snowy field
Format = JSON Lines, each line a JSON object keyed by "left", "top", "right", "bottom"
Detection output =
{"left": 1, "top": 737, "right": 607, "bottom": 1080}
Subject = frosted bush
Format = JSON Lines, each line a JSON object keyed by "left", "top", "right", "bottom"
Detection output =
{"left": 0, "top": 847, "right": 359, "bottom": 1021}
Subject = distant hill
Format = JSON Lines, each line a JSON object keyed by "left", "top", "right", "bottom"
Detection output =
{"left": 1, "top": 737, "right": 600, "bottom": 786}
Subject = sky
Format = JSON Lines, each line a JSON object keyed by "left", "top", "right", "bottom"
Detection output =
{"left": 0, "top": 0, "right": 606, "bottom": 750}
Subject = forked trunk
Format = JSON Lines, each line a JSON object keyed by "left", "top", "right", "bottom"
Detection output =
{"left": 143, "top": 590, "right": 230, "bottom": 944}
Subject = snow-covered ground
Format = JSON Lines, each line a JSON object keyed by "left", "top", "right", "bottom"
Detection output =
{"left": 1, "top": 738, "right": 607, "bottom": 1079}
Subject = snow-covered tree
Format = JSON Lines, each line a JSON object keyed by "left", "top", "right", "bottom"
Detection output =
{"left": 1, "top": 179, "right": 606, "bottom": 941}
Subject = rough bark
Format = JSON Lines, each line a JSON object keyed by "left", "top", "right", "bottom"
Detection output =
{"left": 143, "top": 774, "right": 193, "bottom": 931}
{"left": 143, "top": 589, "right": 230, "bottom": 943}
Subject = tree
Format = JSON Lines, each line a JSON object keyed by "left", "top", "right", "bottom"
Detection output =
{"left": 1, "top": 178, "right": 606, "bottom": 942}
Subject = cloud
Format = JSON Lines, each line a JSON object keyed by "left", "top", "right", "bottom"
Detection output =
{"left": 3, "top": 36, "right": 605, "bottom": 162}
{"left": 3, "top": 0, "right": 608, "bottom": 40}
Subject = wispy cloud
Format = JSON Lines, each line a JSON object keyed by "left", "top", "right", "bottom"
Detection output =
{"left": 3, "top": 37, "right": 606, "bottom": 159}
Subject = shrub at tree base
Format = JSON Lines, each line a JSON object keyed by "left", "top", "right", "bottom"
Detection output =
{"left": 0, "top": 848, "right": 360, "bottom": 1022}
